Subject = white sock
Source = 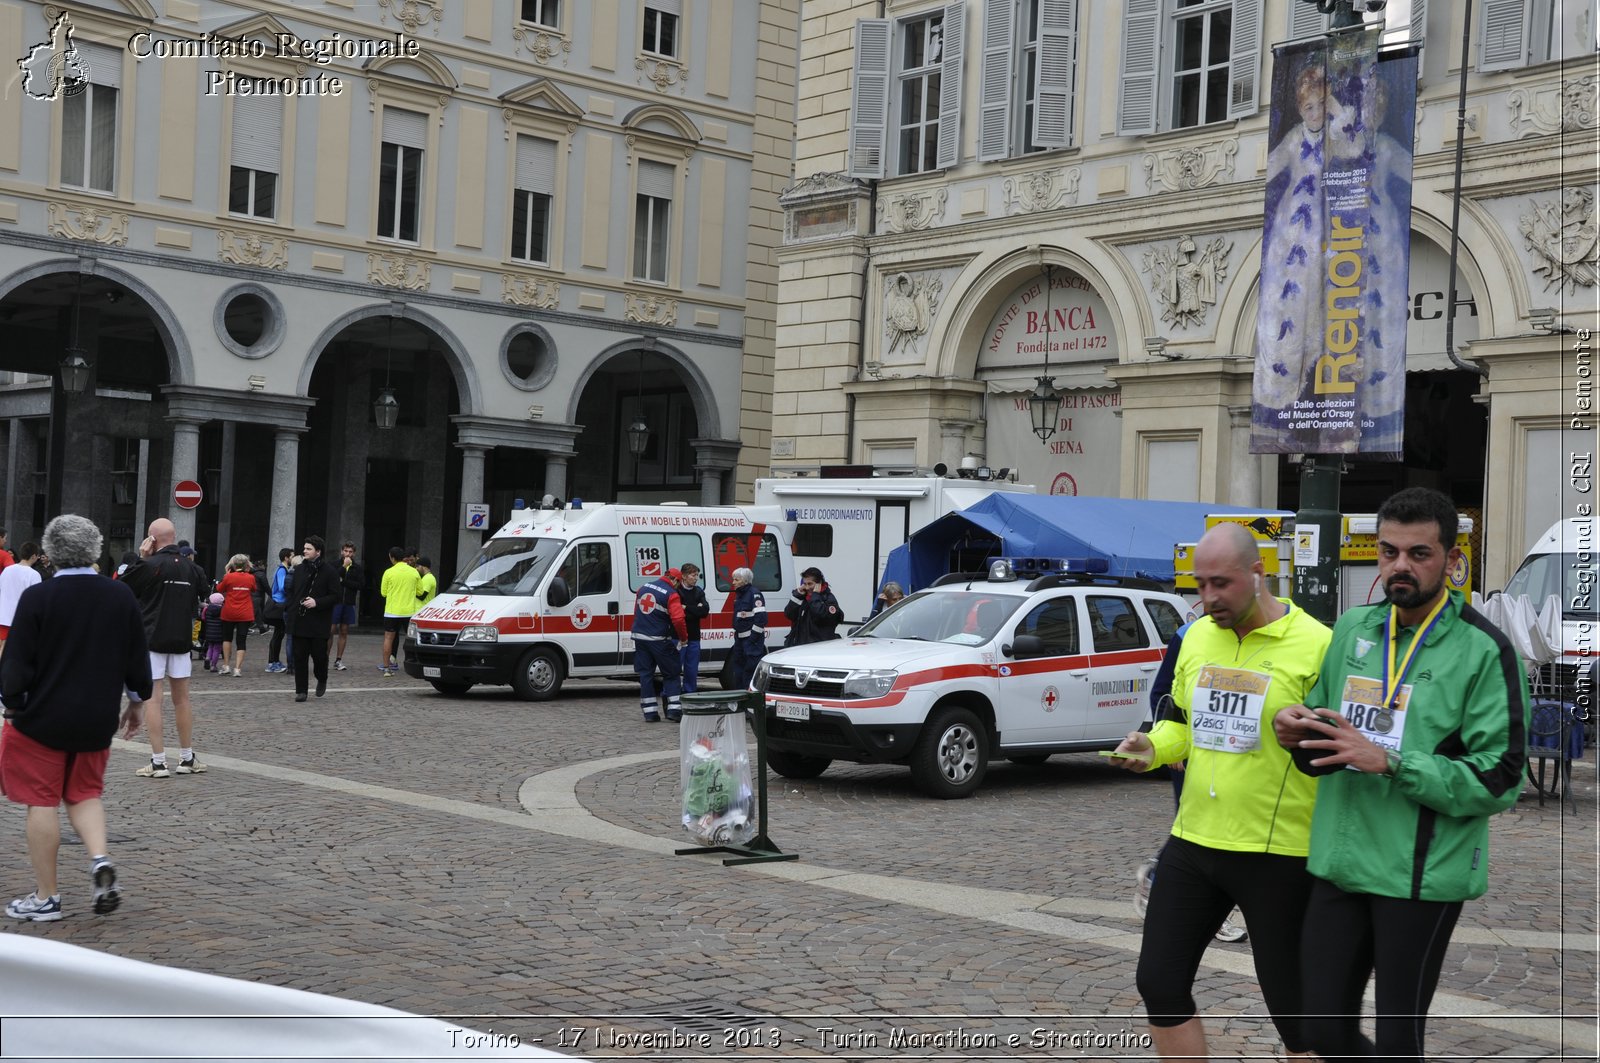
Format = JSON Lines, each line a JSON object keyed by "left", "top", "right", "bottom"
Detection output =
{"left": 180, "top": 748, "right": 194, "bottom": 762}
{"left": 151, "top": 753, "right": 167, "bottom": 765}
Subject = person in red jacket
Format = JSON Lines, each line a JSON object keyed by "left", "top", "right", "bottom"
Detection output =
{"left": 633, "top": 568, "right": 687, "bottom": 722}
{"left": 215, "top": 554, "right": 258, "bottom": 677}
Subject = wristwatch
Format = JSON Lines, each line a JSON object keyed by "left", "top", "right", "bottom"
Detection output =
{"left": 1383, "top": 748, "right": 1403, "bottom": 778}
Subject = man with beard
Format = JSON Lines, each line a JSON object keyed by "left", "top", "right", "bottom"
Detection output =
{"left": 1112, "top": 522, "right": 1331, "bottom": 1060}
{"left": 1273, "top": 488, "right": 1527, "bottom": 1061}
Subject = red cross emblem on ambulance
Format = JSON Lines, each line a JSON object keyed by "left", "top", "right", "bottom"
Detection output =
{"left": 572, "top": 606, "right": 592, "bottom": 630}
{"left": 1041, "top": 686, "right": 1060, "bottom": 712}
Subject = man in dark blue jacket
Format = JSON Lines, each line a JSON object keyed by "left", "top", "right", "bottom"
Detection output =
{"left": 633, "top": 568, "right": 687, "bottom": 722}
{"left": 677, "top": 563, "right": 710, "bottom": 693}
{"left": 0, "top": 514, "right": 150, "bottom": 921}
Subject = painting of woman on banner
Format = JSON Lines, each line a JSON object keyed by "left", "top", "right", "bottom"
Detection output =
{"left": 1252, "top": 30, "right": 1418, "bottom": 459}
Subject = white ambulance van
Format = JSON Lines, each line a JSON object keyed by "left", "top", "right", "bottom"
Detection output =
{"left": 402, "top": 503, "right": 798, "bottom": 700}
{"left": 1504, "top": 517, "right": 1597, "bottom": 711}
{"left": 755, "top": 470, "right": 1035, "bottom": 624}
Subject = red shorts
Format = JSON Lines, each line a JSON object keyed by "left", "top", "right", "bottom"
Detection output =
{"left": 0, "top": 724, "right": 111, "bottom": 806}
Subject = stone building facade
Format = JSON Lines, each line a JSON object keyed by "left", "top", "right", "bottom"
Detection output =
{"left": 774, "top": 0, "right": 1597, "bottom": 588}
{"left": 0, "top": 0, "right": 798, "bottom": 588}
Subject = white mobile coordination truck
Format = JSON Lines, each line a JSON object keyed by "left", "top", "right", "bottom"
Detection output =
{"left": 755, "top": 470, "right": 1035, "bottom": 624}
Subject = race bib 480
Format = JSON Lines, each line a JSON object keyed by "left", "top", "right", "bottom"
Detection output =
{"left": 1339, "top": 675, "right": 1409, "bottom": 752}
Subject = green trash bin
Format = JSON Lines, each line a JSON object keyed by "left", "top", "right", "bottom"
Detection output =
{"left": 679, "top": 693, "right": 755, "bottom": 848}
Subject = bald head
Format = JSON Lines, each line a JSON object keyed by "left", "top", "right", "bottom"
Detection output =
{"left": 1194, "top": 523, "right": 1260, "bottom": 573}
{"left": 1193, "top": 523, "right": 1274, "bottom": 633}
{"left": 147, "top": 517, "right": 176, "bottom": 547}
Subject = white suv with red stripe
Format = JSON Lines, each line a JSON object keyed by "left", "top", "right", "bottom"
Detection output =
{"left": 754, "top": 559, "right": 1193, "bottom": 798}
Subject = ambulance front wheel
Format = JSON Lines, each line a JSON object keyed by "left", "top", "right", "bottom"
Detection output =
{"left": 511, "top": 647, "right": 565, "bottom": 701}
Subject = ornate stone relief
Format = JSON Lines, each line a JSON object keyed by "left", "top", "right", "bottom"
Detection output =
{"left": 1520, "top": 187, "right": 1598, "bottom": 294}
{"left": 1141, "top": 235, "right": 1232, "bottom": 329}
{"left": 636, "top": 57, "right": 688, "bottom": 94}
{"left": 876, "top": 188, "right": 947, "bottom": 234}
{"left": 46, "top": 202, "right": 127, "bottom": 245}
{"left": 377, "top": 0, "right": 441, "bottom": 35}
{"left": 1002, "top": 166, "right": 1081, "bottom": 215}
{"left": 502, "top": 274, "right": 560, "bottom": 309}
{"left": 217, "top": 230, "right": 289, "bottom": 270}
{"left": 1142, "top": 139, "right": 1238, "bottom": 193}
{"left": 1509, "top": 77, "right": 1597, "bottom": 138}
{"left": 513, "top": 25, "right": 571, "bottom": 66}
{"left": 367, "top": 252, "right": 431, "bottom": 291}
{"left": 624, "top": 291, "right": 678, "bottom": 326}
{"left": 882, "top": 271, "right": 942, "bottom": 356}
{"left": 779, "top": 172, "right": 866, "bottom": 243}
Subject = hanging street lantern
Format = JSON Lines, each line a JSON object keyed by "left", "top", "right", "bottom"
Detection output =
{"left": 1029, "top": 376, "right": 1061, "bottom": 442}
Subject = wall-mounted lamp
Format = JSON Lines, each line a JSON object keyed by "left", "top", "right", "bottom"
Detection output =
{"left": 864, "top": 359, "right": 883, "bottom": 379}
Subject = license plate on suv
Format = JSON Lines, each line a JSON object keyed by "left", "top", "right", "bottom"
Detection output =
{"left": 774, "top": 701, "right": 811, "bottom": 721}
{"left": 423, "top": 667, "right": 441, "bottom": 678}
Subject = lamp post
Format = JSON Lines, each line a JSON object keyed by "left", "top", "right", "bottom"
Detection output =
{"left": 1028, "top": 376, "right": 1062, "bottom": 442}
{"left": 373, "top": 314, "right": 400, "bottom": 429}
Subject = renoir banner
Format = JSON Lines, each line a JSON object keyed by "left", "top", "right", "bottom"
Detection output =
{"left": 1252, "top": 29, "right": 1418, "bottom": 458}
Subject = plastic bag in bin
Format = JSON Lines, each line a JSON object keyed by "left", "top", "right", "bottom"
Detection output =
{"left": 680, "top": 711, "right": 755, "bottom": 847}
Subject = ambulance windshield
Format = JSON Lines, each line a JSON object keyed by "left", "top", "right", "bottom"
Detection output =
{"left": 1505, "top": 551, "right": 1595, "bottom": 622}
{"left": 448, "top": 537, "right": 563, "bottom": 596}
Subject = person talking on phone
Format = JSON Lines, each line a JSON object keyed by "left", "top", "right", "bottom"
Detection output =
{"left": 285, "top": 536, "right": 340, "bottom": 702}
{"left": 1111, "top": 522, "right": 1331, "bottom": 1060}
{"left": 1273, "top": 488, "right": 1527, "bottom": 1062}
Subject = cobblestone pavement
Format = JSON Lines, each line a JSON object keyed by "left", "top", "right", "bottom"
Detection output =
{"left": 1, "top": 631, "right": 1596, "bottom": 1060}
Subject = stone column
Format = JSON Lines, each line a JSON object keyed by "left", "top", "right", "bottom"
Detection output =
{"left": 543, "top": 453, "right": 570, "bottom": 501}
{"left": 167, "top": 417, "right": 203, "bottom": 545}
{"left": 1226, "top": 405, "right": 1260, "bottom": 507}
{"left": 268, "top": 429, "right": 304, "bottom": 557}
{"left": 456, "top": 444, "right": 487, "bottom": 575}
{"left": 215, "top": 421, "right": 237, "bottom": 571}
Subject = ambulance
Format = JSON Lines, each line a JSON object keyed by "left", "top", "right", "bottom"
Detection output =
{"left": 402, "top": 502, "right": 798, "bottom": 700}
{"left": 1504, "top": 517, "right": 1596, "bottom": 712}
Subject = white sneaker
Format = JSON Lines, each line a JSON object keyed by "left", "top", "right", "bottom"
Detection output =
{"left": 1133, "top": 857, "right": 1157, "bottom": 918}
{"left": 334, "top": 659, "right": 347, "bottom": 671}
{"left": 216, "top": 666, "right": 230, "bottom": 676}
{"left": 1215, "top": 912, "right": 1248, "bottom": 943}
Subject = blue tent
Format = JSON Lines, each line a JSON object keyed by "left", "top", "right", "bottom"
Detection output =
{"left": 878, "top": 494, "right": 1287, "bottom": 593}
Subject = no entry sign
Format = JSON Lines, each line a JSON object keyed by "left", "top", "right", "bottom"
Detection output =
{"left": 174, "top": 480, "right": 203, "bottom": 510}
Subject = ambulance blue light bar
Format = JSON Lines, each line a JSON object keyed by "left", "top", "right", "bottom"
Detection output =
{"left": 987, "top": 556, "right": 1110, "bottom": 581}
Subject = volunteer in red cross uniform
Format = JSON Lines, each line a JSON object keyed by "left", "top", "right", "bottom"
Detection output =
{"left": 783, "top": 567, "right": 843, "bottom": 647}
{"left": 633, "top": 567, "right": 688, "bottom": 722}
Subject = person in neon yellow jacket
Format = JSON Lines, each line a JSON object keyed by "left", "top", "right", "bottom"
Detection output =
{"left": 1113, "top": 522, "right": 1331, "bottom": 1061}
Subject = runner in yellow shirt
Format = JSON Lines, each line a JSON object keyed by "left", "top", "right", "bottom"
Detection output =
{"left": 378, "top": 547, "right": 421, "bottom": 677}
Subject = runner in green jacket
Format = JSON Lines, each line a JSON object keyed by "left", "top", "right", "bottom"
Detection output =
{"left": 1274, "top": 487, "right": 1528, "bottom": 1061}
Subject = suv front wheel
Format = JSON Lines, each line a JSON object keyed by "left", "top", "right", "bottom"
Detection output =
{"left": 912, "top": 706, "right": 988, "bottom": 799}
{"left": 766, "top": 749, "right": 831, "bottom": 779}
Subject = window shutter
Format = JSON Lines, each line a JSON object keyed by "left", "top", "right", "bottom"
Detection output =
{"left": 382, "top": 107, "right": 427, "bottom": 149}
{"left": 1478, "top": 0, "right": 1529, "bottom": 70}
{"left": 936, "top": 2, "right": 966, "bottom": 168}
{"left": 1228, "top": 0, "right": 1263, "bottom": 120}
{"left": 637, "top": 158, "right": 674, "bottom": 199}
{"left": 648, "top": 0, "right": 682, "bottom": 15}
{"left": 1032, "top": 0, "right": 1078, "bottom": 147}
{"left": 516, "top": 134, "right": 557, "bottom": 194}
{"left": 231, "top": 92, "right": 282, "bottom": 173}
{"left": 977, "top": 0, "right": 1015, "bottom": 161}
{"left": 1408, "top": 0, "right": 1427, "bottom": 42}
{"left": 1117, "top": 0, "right": 1161, "bottom": 136}
{"left": 1287, "top": 0, "right": 1329, "bottom": 40}
{"left": 75, "top": 40, "right": 120, "bottom": 88}
{"left": 847, "top": 18, "right": 891, "bottom": 178}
